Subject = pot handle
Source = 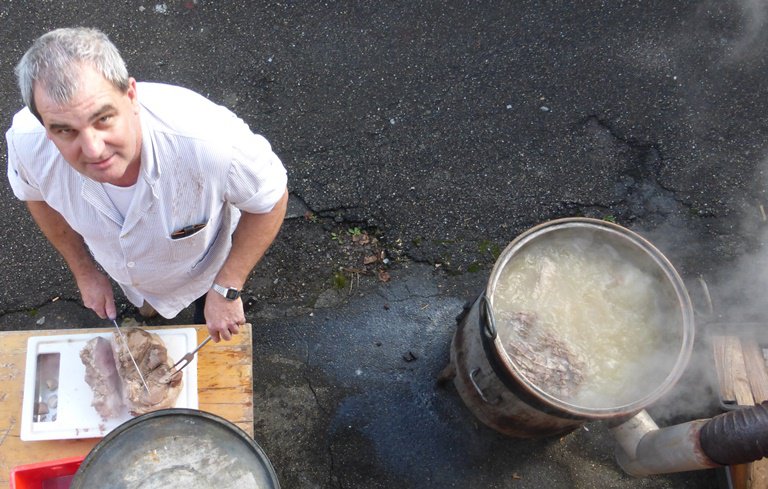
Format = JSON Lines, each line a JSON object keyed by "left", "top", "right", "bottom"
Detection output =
{"left": 479, "top": 293, "right": 497, "bottom": 341}
{"left": 469, "top": 368, "right": 499, "bottom": 405}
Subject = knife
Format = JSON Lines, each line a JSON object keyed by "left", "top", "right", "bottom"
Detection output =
{"left": 111, "top": 319, "right": 151, "bottom": 395}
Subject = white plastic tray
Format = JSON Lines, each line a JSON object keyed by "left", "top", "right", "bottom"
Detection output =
{"left": 20, "top": 328, "right": 199, "bottom": 441}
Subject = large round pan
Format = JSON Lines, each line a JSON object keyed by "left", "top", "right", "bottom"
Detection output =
{"left": 71, "top": 408, "right": 279, "bottom": 488}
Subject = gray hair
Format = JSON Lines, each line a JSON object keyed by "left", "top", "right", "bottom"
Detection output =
{"left": 15, "top": 27, "right": 129, "bottom": 120}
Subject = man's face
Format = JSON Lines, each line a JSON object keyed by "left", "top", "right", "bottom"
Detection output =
{"left": 34, "top": 64, "right": 142, "bottom": 187}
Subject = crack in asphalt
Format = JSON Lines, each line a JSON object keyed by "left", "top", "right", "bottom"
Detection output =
{"left": 328, "top": 445, "right": 342, "bottom": 489}
{"left": 301, "top": 340, "right": 342, "bottom": 489}
{"left": 303, "top": 371, "right": 328, "bottom": 415}
{"left": 288, "top": 193, "right": 369, "bottom": 227}
{"left": 581, "top": 114, "right": 663, "bottom": 166}
{"left": 582, "top": 115, "right": 688, "bottom": 197}
{"left": 374, "top": 287, "right": 442, "bottom": 303}
{"left": 303, "top": 374, "right": 342, "bottom": 489}
{"left": 301, "top": 340, "right": 326, "bottom": 411}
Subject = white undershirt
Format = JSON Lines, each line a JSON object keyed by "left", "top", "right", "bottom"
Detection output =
{"left": 102, "top": 182, "right": 137, "bottom": 219}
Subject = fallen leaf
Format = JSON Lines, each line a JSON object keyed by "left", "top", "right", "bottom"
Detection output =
{"left": 378, "top": 269, "right": 391, "bottom": 282}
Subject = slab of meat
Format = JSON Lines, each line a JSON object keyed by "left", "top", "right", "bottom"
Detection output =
{"left": 80, "top": 328, "right": 184, "bottom": 419}
{"left": 499, "top": 311, "right": 586, "bottom": 401}
{"left": 111, "top": 328, "right": 183, "bottom": 415}
{"left": 80, "top": 336, "right": 124, "bottom": 419}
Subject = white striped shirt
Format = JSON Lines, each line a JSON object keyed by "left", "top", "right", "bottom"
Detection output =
{"left": 6, "top": 82, "right": 287, "bottom": 318}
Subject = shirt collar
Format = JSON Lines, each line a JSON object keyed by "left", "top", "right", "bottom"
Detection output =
{"left": 138, "top": 104, "right": 161, "bottom": 187}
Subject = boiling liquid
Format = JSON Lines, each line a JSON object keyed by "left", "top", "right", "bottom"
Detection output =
{"left": 492, "top": 233, "right": 679, "bottom": 409}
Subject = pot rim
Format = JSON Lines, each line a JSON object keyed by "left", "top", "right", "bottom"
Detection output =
{"left": 485, "top": 217, "right": 695, "bottom": 418}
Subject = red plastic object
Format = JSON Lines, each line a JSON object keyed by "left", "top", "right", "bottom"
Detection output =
{"left": 9, "top": 456, "right": 84, "bottom": 489}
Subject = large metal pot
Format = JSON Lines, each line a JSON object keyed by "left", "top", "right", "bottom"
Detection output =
{"left": 71, "top": 408, "right": 280, "bottom": 488}
{"left": 447, "top": 218, "right": 695, "bottom": 437}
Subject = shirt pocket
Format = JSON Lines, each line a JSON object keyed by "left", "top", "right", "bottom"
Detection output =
{"left": 168, "top": 217, "right": 215, "bottom": 266}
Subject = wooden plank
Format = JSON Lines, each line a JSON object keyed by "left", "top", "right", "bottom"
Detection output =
{"left": 714, "top": 336, "right": 751, "bottom": 489}
{"left": 731, "top": 464, "right": 748, "bottom": 489}
{"left": 742, "top": 339, "right": 768, "bottom": 404}
{"left": 749, "top": 462, "right": 768, "bottom": 489}
{"left": 743, "top": 337, "right": 768, "bottom": 489}
{"left": 714, "top": 336, "right": 768, "bottom": 489}
{"left": 0, "top": 324, "right": 252, "bottom": 486}
{"left": 713, "top": 335, "right": 735, "bottom": 403}
{"left": 713, "top": 335, "right": 754, "bottom": 406}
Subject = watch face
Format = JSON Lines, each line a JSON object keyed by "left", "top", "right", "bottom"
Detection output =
{"left": 225, "top": 289, "right": 240, "bottom": 300}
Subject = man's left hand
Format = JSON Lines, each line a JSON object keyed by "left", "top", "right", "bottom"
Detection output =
{"left": 202, "top": 189, "right": 287, "bottom": 342}
{"left": 204, "top": 289, "right": 246, "bottom": 342}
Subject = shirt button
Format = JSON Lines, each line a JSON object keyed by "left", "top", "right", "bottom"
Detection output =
{"left": 127, "top": 262, "right": 136, "bottom": 268}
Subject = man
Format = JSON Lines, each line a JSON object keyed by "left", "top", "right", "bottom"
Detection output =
{"left": 6, "top": 27, "right": 288, "bottom": 342}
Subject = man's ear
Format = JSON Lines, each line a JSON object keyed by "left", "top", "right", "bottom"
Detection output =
{"left": 127, "top": 77, "right": 139, "bottom": 113}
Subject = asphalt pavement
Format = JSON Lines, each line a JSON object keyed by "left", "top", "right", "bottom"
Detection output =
{"left": 2, "top": 1, "right": 768, "bottom": 488}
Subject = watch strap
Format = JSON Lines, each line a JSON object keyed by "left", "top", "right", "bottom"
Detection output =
{"left": 212, "top": 283, "right": 241, "bottom": 300}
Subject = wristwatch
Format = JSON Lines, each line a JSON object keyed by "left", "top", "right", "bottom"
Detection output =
{"left": 211, "top": 283, "right": 241, "bottom": 301}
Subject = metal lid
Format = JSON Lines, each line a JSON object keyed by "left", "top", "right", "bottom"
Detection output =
{"left": 71, "top": 408, "right": 279, "bottom": 489}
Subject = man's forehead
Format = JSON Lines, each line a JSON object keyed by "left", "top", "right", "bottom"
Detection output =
{"left": 33, "top": 72, "right": 128, "bottom": 125}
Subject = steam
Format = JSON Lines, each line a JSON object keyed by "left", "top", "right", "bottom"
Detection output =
{"left": 625, "top": 0, "right": 768, "bottom": 423}
{"left": 694, "top": 0, "right": 768, "bottom": 64}
{"left": 631, "top": 201, "right": 768, "bottom": 424}
{"left": 728, "top": 0, "right": 768, "bottom": 60}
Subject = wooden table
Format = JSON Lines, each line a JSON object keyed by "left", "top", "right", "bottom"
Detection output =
{"left": 713, "top": 335, "right": 768, "bottom": 489}
{"left": 0, "top": 324, "right": 253, "bottom": 485}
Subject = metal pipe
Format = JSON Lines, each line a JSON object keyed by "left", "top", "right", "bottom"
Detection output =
{"left": 613, "top": 417, "right": 718, "bottom": 476}
{"left": 612, "top": 402, "right": 768, "bottom": 476}
{"left": 608, "top": 410, "right": 658, "bottom": 460}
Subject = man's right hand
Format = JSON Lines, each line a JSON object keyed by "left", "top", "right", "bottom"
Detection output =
{"left": 76, "top": 269, "right": 117, "bottom": 320}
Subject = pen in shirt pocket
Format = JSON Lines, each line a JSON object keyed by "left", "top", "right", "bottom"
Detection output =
{"left": 171, "top": 223, "right": 207, "bottom": 240}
